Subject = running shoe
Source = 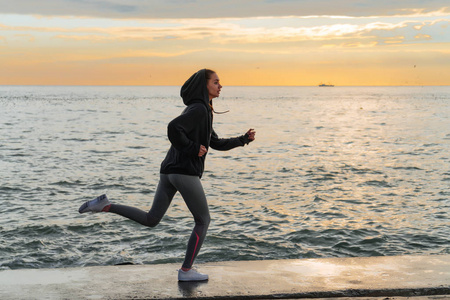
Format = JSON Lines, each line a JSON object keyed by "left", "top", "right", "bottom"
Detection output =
{"left": 78, "top": 194, "right": 111, "bottom": 214}
{"left": 178, "top": 268, "right": 209, "bottom": 282}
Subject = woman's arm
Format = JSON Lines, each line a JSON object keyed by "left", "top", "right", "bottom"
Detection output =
{"left": 210, "top": 128, "right": 255, "bottom": 151}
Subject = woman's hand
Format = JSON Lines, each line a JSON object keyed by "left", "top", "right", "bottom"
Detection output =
{"left": 198, "top": 145, "right": 208, "bottom": 157}
{"left": 246, "top": 129, "right": 256, "bottom": 142}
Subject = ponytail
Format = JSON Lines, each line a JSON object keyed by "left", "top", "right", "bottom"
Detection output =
{"left": 209, "top": 100, "right": 229, "bottom": 114}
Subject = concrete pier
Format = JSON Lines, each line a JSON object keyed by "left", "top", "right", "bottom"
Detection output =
{"left": 1, "top": 255, "right": 449, "bottom": 299}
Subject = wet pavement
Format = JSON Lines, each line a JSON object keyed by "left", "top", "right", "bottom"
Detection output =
{"left": 0, "top": 255, "right": 449, "bottom": 299}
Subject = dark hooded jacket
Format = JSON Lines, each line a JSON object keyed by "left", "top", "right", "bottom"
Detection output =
{"left": 160, "top": 69, "right": 251, "bottom": 178}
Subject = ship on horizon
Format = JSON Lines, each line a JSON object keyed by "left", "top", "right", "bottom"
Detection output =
{"left": 318, "top": 83, "right": 334, "bottom": 87}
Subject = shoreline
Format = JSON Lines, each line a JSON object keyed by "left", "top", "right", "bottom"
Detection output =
{"left": 1, "top": 254, "right": 449, "bottom": 299}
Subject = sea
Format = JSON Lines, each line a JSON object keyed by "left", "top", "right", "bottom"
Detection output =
{"left": 0, "top": 85, "right": 449, "bottom": 270}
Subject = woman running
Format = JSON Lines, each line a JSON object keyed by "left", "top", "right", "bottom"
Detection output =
{"left": 78, "top": 69, "right": 255, "bottom": 281}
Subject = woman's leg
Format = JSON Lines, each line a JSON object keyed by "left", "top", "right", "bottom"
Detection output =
{"left": 167, "top": 174, "right": 210, "bottom": 269}
{"left": 108, "top": 174, "right": 177, "bottom": 227}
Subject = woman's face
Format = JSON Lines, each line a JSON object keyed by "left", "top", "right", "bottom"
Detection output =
{"left": 207, "top": 73, "right": 222, "bottom": 100}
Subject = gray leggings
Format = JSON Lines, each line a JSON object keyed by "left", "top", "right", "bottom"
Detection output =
{"left": 109, "top": 174, "right": 210, "bottom": 269}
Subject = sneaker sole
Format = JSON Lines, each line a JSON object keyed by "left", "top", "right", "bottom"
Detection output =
{"left": 178, "top": 277, "right": 209, "bottom": 282}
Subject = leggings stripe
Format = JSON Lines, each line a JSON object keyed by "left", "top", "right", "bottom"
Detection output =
{"left": 190, "top": 232, "right": 200, "bottom": 267}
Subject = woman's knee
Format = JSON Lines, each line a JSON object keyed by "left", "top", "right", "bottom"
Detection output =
{"left": 195, "top": 213, "right": 210, "bottom": 226}
{"left": 146, "top": 214, "right": 161, "bottom": 227}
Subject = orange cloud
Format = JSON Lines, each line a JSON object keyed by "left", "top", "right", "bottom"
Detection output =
{"left": 415, "top": 34, "right": 432, "bottom": 40}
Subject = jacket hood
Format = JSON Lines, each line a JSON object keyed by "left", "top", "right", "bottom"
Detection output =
{"left": 180, "top": 69, "right": 210, "bottom": 108}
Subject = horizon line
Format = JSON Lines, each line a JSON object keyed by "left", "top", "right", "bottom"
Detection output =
{"left": 1, "top": 84, "right": 449, "bottom": 87}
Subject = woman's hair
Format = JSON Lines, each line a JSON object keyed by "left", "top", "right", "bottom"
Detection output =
{"left": 205, "top": 69, "right": 216, "bottom": 81}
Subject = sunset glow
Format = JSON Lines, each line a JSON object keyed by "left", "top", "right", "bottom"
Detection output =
{"left": 0, "top": 1, "right": 449, "bottom": 86}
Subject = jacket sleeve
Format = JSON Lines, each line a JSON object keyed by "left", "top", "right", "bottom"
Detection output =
{"left": 167, "top": 105, "right": 205, "bottom": 157}
{"left": 209, "top": 128, "right": 251, "bottom": 151}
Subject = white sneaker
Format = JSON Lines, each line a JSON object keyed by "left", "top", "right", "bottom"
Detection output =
{"left": 78, "top": 194, "right": 111, "bottom": 214}
{"left": 178, "top": 268, "right": 209, "bottom": 282}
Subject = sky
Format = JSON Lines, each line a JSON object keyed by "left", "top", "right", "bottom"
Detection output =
{"left": 0, "top": 0, "right": 449, "bottom": 86}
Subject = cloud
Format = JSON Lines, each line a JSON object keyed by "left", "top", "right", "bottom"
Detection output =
{"left": 14, "top": 34, "right": 35, "bottom": 42}
{"left": 415, "top": 33, "right": 432, "bottom": 40}
{"left": 203, "top": 21, "right": 406, "bottom": 44}
{"left": 1, "top": 14, "right": 448, "bottom": 48}
{"left": 0, "top": 0, "right": 448, "bottom": 18}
